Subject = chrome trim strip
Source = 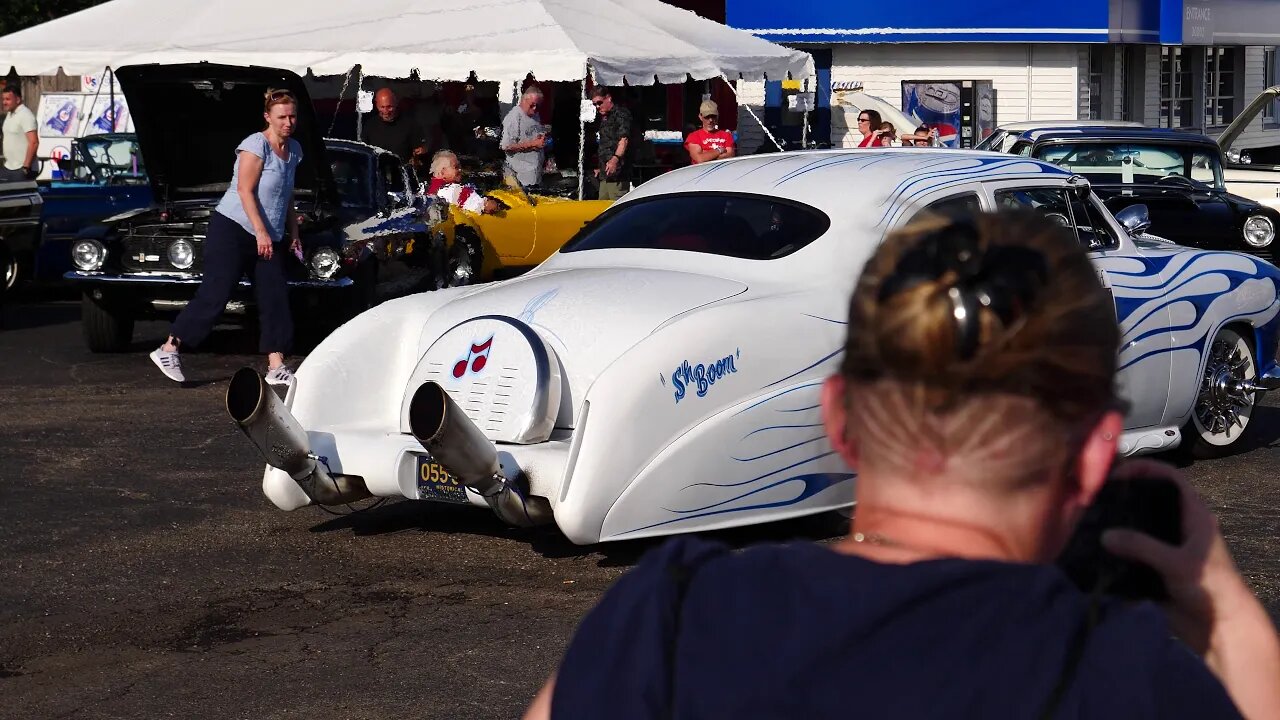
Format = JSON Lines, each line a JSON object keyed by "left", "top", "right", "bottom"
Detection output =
{"left": 63, "top": 271, "right": 354, "bottom": 288}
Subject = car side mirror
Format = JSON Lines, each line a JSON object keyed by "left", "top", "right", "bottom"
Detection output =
{"left": 1115, "top": 204, "right": 1152, "bottom": 236}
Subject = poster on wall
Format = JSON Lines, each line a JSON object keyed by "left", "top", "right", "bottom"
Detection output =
{"left": 901, "top": 80, "right": 996, "bottom": 149}
{"left": 37, "top": 93, "right": 85, "bottom": 138}
{"left": 901, "top": 82, "right": 962, "bottom": 148}
{"left": 82, "top": 94, "right": 133, "bottom": 134}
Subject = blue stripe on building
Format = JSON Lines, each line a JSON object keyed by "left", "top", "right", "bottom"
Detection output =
{"left": 727, "top": 0, "right": 1280, "bottom": 46}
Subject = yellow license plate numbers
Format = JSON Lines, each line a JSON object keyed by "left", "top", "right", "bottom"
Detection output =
{"left": 416, "top": 456, "right": 470, "bottom": 504}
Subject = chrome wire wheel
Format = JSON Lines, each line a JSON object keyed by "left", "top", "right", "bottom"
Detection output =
{"left": 3, "top": 253, "right": 17, "bottom": 291}
{"left": 1189, "top": 327, "right": 1257, "bottom": 451}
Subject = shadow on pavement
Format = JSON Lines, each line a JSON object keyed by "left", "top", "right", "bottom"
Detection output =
{"left": 307, "top": 496, "right": 848, "bottom": 569}
{"left": 0, "top": 299, "right": 79, "bottom": 331}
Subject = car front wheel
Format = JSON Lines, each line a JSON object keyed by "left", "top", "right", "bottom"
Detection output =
{"left": 3, "top": 250, "right": 20, "bottom": 292}
{"left": 82, "top": 290, "right": 134, "bottom": 353}
{"left": 1182, "top": 325, "right": 1258, "bottom": 458}
{"left": 444, "top": 232, "right": 483, "bottom": 288}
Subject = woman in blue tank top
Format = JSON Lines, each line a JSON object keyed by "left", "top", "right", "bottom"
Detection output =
{"left": 528, "top": 212, "right": 1280, "bottom": 720}
{"left": 150, "top": 88, "right": 303, "bottom": 386}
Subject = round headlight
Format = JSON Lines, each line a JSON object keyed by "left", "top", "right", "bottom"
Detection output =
{"left": 309, "top": 246, "right": 340, "bottom": 279}
{"left": 167, "top": 238, "right": 195, "bottom": 270}
{"left": 1243, "top": 215, "right": 1275, "bottom": 248}
{"left": 71, "top": 239, "right": 105, "bottom": 271}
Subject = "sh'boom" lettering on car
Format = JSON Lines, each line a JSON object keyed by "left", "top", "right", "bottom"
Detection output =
{"left": 672, "top": 349, "right": 740, "bottom": 404}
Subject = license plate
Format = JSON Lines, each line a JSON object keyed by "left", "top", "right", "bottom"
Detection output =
{"left": 416, "top": 455, "right": 470, "bottom": 504}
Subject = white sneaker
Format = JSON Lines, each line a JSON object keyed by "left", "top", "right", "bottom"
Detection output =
{"left": 150, "top": 347, "right": 185, "bottom": 383}
{"left": 265, "top": 365, "right": 294, "bottom": 387}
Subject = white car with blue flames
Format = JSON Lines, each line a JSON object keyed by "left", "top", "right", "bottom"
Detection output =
{"left": 227, "top": 150, "right": 1280, "bottom": 544}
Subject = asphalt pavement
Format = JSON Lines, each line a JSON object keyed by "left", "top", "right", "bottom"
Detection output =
{"left": 3, "top": 295, "right": 1279, "bottom": 719}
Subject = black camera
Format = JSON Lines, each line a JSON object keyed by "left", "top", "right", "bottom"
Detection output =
{"left": 1056, "top": 473, "right": 1182, "bottom": 601}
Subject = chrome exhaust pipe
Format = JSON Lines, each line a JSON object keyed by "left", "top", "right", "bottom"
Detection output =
{"left": 226, "top": 367, "right": 371, "bottom": 506}
{"left": 407, "top": 381, "right": 552, "bottom": 527}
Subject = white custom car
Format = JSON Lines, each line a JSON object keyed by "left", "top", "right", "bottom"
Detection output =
{"left": 227, "top": 150, "right": 1280, "bottom": 544}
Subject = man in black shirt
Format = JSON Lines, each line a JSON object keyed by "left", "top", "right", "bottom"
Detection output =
{"left": 360, "top": 88, "right": 439, "bottom": 170}
{"left": 591, "top": 86, "right": 631, "bottom": 200}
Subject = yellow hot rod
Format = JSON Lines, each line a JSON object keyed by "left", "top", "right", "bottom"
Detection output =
{"left": 429, "top": 176, "right": 613, "bottom": 286}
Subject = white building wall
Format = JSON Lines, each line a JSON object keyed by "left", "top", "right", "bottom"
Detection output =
{"left": 1076, "top": 46, "right": 1092, "bottom": 120}
{"left": 1142, "top": 45, "right": 1161, "bottom": 125}
{"left": 1223, "top": 46, "right": 1277, "bottom": 150}
{"left": 823, "top": 43, "right": 1082, "bottom": 147}
{"left": 732, "top": 43, "right": 1278, "bottom": 151}
{"left": 733, "top": 79, "right": 767, "bottom": 153}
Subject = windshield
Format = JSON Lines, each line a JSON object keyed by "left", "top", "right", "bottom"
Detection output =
{"left": 328, "top": 147, "right": 373, "bottom": 209}
{"left": 561, "top": 193, "right": 830, "bottom": 260}
{"left": 1037, "top": 142, "right": 1224, "bottom": 189}
{"left": 65, "top": 135, "right": 146, "bottom": 185}
{"left": 974, "top": 129, "right": 1005, "bottom": 152}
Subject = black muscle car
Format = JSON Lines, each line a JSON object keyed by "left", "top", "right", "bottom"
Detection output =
{"left": 0, "top": 176, "right": 43, "bottom": 296}
{"left": 65, "top": 63, "right": 454, "bottom": 352}
{"left": 1006, "top": 128, "right": 1280, "bottom": 261}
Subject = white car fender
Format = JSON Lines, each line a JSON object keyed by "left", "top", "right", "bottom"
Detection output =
{"left": 262, "top": 285, "right": 486, "bottom": 509}
{"left": 556, "top": 292, "right": 851, "bottom": 544}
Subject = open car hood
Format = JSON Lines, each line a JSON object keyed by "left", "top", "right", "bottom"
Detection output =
{"left": 1219, "top": 85, "right": 1280, "bottom": 152}
{"left": 113, "top": 63, "right": 334, "bottom": 206}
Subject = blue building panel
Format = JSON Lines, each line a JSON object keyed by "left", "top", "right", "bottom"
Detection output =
{"left": 726, "top": 0, "right": 1118, "bottom": 43}
{"left": 726, "top": 0, "right": 1278, "bottom": 46}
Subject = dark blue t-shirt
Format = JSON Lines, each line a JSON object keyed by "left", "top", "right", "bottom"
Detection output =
{"left": 552, "top": 538, "right": 1240, "bottom": 719}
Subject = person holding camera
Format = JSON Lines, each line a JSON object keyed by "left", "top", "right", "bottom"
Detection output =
{"left": 525, "top": 212, "right": 1280, "bottom": 720}
{"left": 501, "top": 86, "right": 547, "bottom": 189}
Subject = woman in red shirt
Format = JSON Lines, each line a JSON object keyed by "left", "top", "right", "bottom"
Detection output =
{"left": 856, "top": 109, "right": 885, "bottom": 148}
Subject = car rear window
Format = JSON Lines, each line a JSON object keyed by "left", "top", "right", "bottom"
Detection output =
{"left": 560, "top": 193, "right": 831, "bottom": 260}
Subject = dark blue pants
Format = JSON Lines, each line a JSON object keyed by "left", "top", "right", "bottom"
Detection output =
{"left": 170, "top": 211, "right": 293, "bottom": 354}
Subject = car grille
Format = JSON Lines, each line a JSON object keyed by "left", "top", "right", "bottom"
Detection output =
{"left": 121, "top": 224, "right": 207, "bottom": 273}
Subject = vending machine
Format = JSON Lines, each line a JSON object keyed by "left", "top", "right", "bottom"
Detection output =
{"left": 900, "top": 80, "right": 996, "bottom": 149}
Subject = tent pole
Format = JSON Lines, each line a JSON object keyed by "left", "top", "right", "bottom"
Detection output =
{"left": 578, "top": 63, "right": 588, "bottom": 201}
{"left": 354, "top": 66, "right": 363, "bottom": 140}
{"left": 108, "top": 67, "right": 115, "bottom": 132}
{"left": 801, "top": 79, "right": 809, "bottom": 148}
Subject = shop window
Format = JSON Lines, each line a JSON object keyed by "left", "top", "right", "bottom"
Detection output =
{"left": 1204, "top": 46, "right": 1240, "bottom": 128}
{"left": 1265, "top": 48, "right": 1278, "bottom": 126}
{"left": 1160, "top": 47, "right": 1194, "bottom": 129}
{"left": 1087, "top": 46, "right": 1106, "bottom": 120}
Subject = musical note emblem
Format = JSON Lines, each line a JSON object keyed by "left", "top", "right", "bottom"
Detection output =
{"left": 453, "top": 335, "right": 494, "bottom": 378}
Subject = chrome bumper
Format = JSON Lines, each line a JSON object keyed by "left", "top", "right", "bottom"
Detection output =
{"left": 63, "top": 270, "right": 354, "bottom": 289}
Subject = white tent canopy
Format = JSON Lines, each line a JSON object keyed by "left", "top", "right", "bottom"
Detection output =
{"left": 0, "top": 0, "right": 813, "bottom": 87}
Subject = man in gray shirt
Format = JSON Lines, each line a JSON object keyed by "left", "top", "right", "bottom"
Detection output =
{"left": 501, "top": 86, "right": 546, "bottom": 188}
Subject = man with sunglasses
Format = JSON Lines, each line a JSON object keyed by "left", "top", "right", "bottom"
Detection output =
{"left": 685, "top": 100, "right": 735, "bottom": 165}
{"left": 501, "top": 86, "right": 547, "bottom": 188}
{"left": 591, "top": 86, "right": 632, "bottom": 200}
